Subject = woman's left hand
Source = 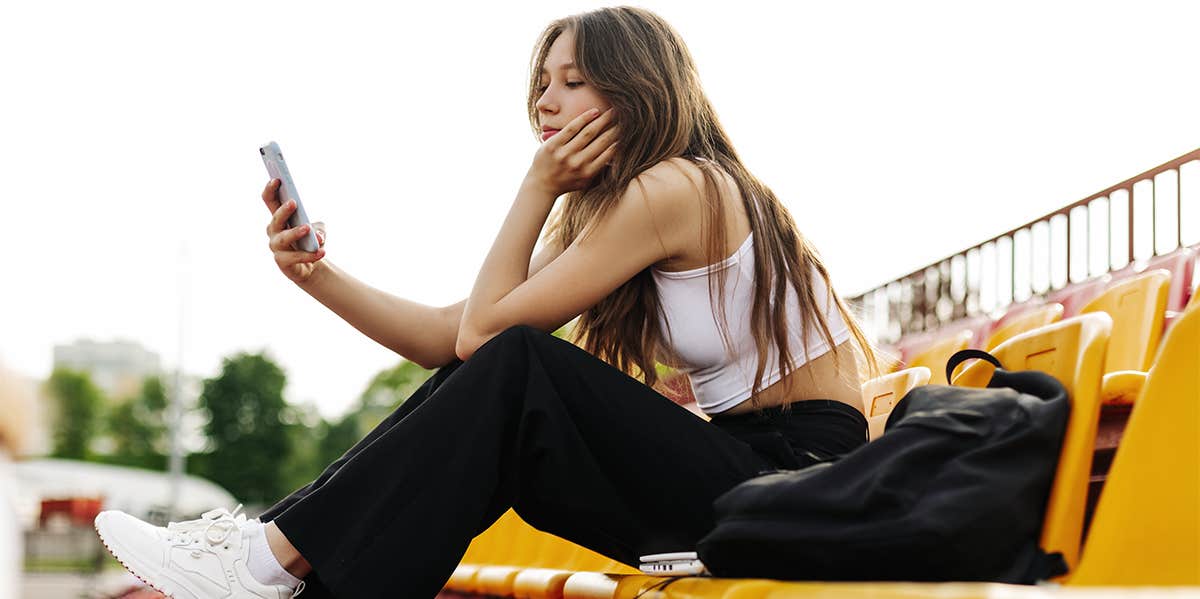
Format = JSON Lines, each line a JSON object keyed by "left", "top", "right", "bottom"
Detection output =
{"left": 525, "top": 108, "right": 619, "bottom": 196}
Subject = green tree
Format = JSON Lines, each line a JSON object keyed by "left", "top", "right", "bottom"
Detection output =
{"left": 302, "top": 360, "right": 432, "bottom": 473}
{"left": 269, "top": 358, "right": 444, "bottom": 492}
{"left": 106, "top": 376, "right": 168, "bottom": 470}
{"left": 278, "top": 402, "right": 324, "bottom": 493}
{"left": 314, "top": 414, "right": 362, "bottom": 472}
{"left": 356, "top": 360, "right": 430, "bottom": 430}
{"left": 194, "top": 352, "right": 292, "bottom": 505}
{"left": 46, "top": 368, "right": 105, "bottom": 459}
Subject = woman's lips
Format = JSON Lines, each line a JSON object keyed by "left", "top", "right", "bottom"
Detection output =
{"left": 541, "top": 129, "right": 560, "bottom": 141}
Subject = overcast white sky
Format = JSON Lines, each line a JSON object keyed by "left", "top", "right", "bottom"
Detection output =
{"left": 3, "top": 1, "right": 1199, "bottom": 418}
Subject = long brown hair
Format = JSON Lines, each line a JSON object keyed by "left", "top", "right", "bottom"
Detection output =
{"left": 528, "top": 7, "right": 880, "bottom": 401}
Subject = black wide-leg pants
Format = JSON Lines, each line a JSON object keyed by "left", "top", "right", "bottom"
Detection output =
{"left": 260, "top": 325, "right": 867, "bottom": 598}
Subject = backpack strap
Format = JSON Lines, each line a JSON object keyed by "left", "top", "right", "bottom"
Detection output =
{"left": 945, "top": 349, "right": 1003, "bottom": 385}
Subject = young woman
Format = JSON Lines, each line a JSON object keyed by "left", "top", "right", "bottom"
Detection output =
{"left": 95, "top": 7, "right": 878, "bottom": 599}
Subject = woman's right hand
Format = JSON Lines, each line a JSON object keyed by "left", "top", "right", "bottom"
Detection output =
{"left": 261, "top": 179, "right": 327, "bottom": 285}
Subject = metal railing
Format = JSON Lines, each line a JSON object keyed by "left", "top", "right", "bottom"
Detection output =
{"left": 852, "top": 148, "right": 1200, "bottom": 344}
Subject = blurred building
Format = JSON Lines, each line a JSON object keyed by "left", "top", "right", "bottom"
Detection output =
{"left": 53, "top": 339, "right": 161, "bottom": 399}
{"left": 13, "top": 458, "right": 237, "bottom": 528}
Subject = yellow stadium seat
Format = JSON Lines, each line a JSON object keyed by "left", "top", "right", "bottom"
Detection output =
{"left": 512, "top": 538, "right": 635, "bottom": 598}
{"left": 1046, "top": 275, "right": 1111, "bottom": 318}
{"left": 475, "top": 564, "right": 527, "bottom": 595}
{"left": 952, "top": 313, "right": 1111, "bottom": 573}
{"left": 452, "top": 508, "right": 636, "bottom": 597}
{"left": 610, "top": 577, "right": 745, "bottom": 598}
{"left": 991, "top": 298, "right": 1046, "bottom": 329}
{"left": 487, "top": 532, "right": 608, "bottom": 597}
{"left": 908, "top": 330, "right": 973, "bottom": 385}
{"left": 861, "top": 367, "right": 931, "bottom": 441}
{"left": 513, "top": 567, "right": 576, "bottom": 598}
{"left": 1078, "top": 270, "right": 1169, "bottom": 405}
{"left": 561, "top": 572, "right": 651, "bottom": 599}
{"left": 1079, "top": 270, "right": 1170, "bottom": 373}
{"left": 1111, "top": 247, "right": 1196, "bottom": 312}
{"left": 451, "top": 510, "right": 522, "bottom": 593}
{"left": 1070, "top": 303, "right": 1200, "bottom": 586}
{"left": 475, "top": 519, "right": 550, "bottom": 596}
{"left": 985, "top": 303, "right": 1064, "bottom": 352}
{"left": 1095, "top": 370, "right": 1146, "bottom": 405}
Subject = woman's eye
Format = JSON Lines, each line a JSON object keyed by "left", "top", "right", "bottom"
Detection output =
{"left": 535, "top": 81, "right": 584, "bottom": 94}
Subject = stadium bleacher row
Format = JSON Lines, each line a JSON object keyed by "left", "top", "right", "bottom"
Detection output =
{"left": 441, "top": 270, "right": 1198, "bottom": 597}
{"left": 439, "top": 152, "right": 1200, "bottom": 597}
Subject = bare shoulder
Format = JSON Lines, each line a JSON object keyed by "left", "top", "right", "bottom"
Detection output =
{"left": 625, "top": 157, "right": 722, "bottom": 215}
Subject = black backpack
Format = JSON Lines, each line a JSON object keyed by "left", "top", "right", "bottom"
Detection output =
{"left": 697, "top": 350, "right": 1071, "bottom": 583}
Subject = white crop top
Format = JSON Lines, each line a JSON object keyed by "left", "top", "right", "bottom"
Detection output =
{"left": 651, "top": 232, "right": 852, "bottom": 415}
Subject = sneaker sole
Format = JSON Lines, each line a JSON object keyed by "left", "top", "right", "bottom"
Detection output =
{"left": 94, "top": 513, "right": 201, "bottom": 599}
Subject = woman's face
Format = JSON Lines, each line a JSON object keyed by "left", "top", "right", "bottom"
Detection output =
{"left": 536, "top": 29, "right": 612, "bottom": 143}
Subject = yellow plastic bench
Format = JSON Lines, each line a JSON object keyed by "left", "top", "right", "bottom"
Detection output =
{"left": 908, "top": 330, "right": 973, "bottom": 385}
{"left": 1079, "top": 270, "right": 1169, "bottom": 405}
{"left": 953, "top": 313, "right": 1111, "bottom": 573}
{"left": 1070, "top": 301, "right": 1200, "bottom": 585}
{"left": 860, "top": 367, "right": 931, "bottom": 441}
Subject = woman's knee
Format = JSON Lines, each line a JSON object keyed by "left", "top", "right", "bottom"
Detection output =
{"left": 470, "top": 325, "right": 544, "bottom": 359}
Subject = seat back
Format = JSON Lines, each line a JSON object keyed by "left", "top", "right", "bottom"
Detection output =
{"left": 985, "top": 303, "right": 1064, "bottom": 352}
{"left": 861, "top": 367, "right": 931, "bottom": 441}
{"left": 991, "top": 298, "right": 1047, "bottom": 331}
{"left": 908, "top": 330, "right": 972, "bottom": 385}
{"left": 1070, "top": 304, "right": 1200, "bottom": 585}
{"left": 1079, "top": 270, "right": 1170, "bottom": 373}
{"left": 1046, "top": 275, "right": 1111, "bottom": 318}
{"left": 952, "top": 313, "right": 1111, "bottom": 571}
{"left": 1149, "top": 247, "right": 1195, "bottom": 312}
{"left": 894, "top": 330, "right": 938, "bottom": 366}
{"left": 1110, "top": 247, "right": 1195, "bottom": 313}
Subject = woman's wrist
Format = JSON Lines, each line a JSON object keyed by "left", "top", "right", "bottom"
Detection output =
{"left": 521, "top": 171, "right": 561, "bottom": 200}
{"left": 297, "top": 259, "right": 334, "bottom": 292}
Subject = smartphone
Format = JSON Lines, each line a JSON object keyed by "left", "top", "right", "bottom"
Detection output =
{"left": 259, "top": 141, "right": 320, "bottom": 253}
{"left": 638, "top": 551, "right": 707, "bottom": 576}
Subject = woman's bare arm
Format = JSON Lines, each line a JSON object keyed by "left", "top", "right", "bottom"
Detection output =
{"left": 261, "top": 179, "right": 565, "bottom": 369}
{"left": 295, "top": 241, "right": 563, "bottom": 369}
{"left": 295, "top": 261, "right": 459, "bottom": 369}
{"left": 456, "top": 168, "right": 685, "bottom": 359}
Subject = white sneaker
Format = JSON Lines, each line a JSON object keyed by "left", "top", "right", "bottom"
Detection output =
{"left": 94, "top": 505, "right": 304, "bottom": 599}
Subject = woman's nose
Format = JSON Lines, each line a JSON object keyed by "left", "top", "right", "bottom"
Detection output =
{"left": 536, "top": 91, "right": 557, "bottom": 115}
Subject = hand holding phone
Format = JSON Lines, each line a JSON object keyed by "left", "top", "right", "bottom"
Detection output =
{"left": 259, "top": 141, "right": 320, "bottom": 252}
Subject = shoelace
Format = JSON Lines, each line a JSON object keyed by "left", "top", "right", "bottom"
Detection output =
{"left": 166, "top": 504, "right": 247, "bottom": 546}
{"left": 166, "top": 504, "right": 307, "bottom": 597}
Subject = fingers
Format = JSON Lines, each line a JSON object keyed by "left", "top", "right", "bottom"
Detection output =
{"left": 549, "top": 108, "right": 601, "bottom": 149}
{"left": 261, "top": 179, "right": 282, "bottom": 212}
{"left": 267, "top": 199, "right": 296, "bottom": 236}
{"left": 262, "top": 180, "right": 325, "bottom": 274}
{"left": 275, "top": 246, "right": 326, "bottom": 270}
{"left": 312, "top": 221, "right": 327, "bottom": 247}
{"left": 576, "top": 125, "right": 619, "bottom": 166}
{"left": 590, "top": 141, "right": 619, "bottom": 172}
{"left": 560, "top": 108, "right": 615, "bottom": 154}
{"left": 269, "top": 222, "right": 313, "bottom": 253}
